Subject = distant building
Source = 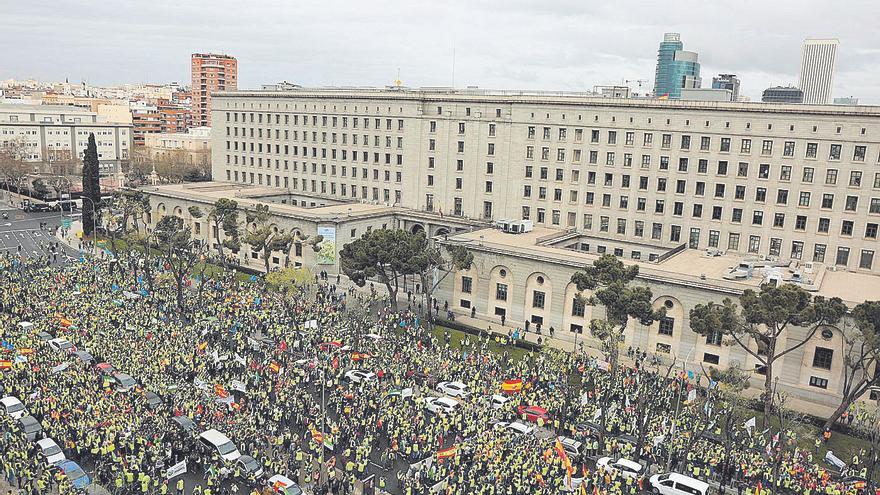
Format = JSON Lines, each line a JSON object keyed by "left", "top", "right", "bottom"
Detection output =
{"left": 680, "top": 88, "right": 733, "bottom": 102}
{"left": 799, "top": 39, "right": 839, "bottom": 105}
{"left": 833, "top": 97, "right": 859, "bottom": 105}
{"left": 142, "top": 126, "right": 211, "bottom": 167}
{"left": 191, "top": 53, "right": 237, "bottom": 127}
{"left": 0, "top": 103, "right": 131, "bottom": 175}
{"left": 711, "top": 74, "right": 740, "bottom": 101}
{"left": 130, "top": 101, "right": 162, "bottom": 146}
{"left": 653, "top": 33, "right": 701, "bottom": 99}
{"left": 762, "top": 86, "right": 804, "bottom": 104}
{"left": 593, "top": 85, "right": 631, "bottom": 98}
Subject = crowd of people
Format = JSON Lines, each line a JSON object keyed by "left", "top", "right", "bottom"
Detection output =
{"left": 0, "top": 246, "right": 877, "bottom": 495}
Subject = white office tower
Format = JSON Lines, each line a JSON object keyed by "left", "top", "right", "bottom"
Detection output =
{"left": 798, "top": 39, "right": 839, "bottom": 104}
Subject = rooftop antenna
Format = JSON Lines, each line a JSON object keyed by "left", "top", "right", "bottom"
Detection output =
{"left": 451, "top": 44, "right": 456, "bottom": 88}
{"left": 394, "top": 68, "right": 401, "bottom": 87}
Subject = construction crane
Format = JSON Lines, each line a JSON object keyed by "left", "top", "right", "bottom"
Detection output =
{"left": 625, "top": 79, "right": 649, "bottom": 90}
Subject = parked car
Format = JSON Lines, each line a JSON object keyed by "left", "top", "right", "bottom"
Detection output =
{"left": 236, "top": 454, "right": 265, "bottom": 480}
{"left": 344, "top": 370, "right": 377, "bottom": 384}
{"left": 517, "top": 405, "right": 551, "bottom": 423}
{"left": 48, "top": 337, "right": 75, "bottom": 354}
{"left": 111, "top": 373, "right": 138, "bottom": 393}
{"left": 266, "top": 475, "right": 303, "bottom": 495}
{"left": 597, "top": 457, "right": 643, "bottom": 480}
{"left": 436, "top": 381, "right": 470, "bottom": 398}
{"left": 58, "top": 460, "right": 91, "bottom": 490}
{"left": 493, "top": 421, "right": 535, "bottom": 436}
{"left": 557, "top": 436, "right": 585, "bottom": 463}
{"left": 36, "top": 437, "right": 67, "bottom": 466}
{"left": 18, "top": 414, "right": 44, "bottom": 441}
{"left": 143, "top": 391, "right": 162, "bottom": 410}
{"left": 648, "top": 473, "right": 710, "bottom": 495}
{"left": 1, "top": 396, "right": 27, "bottom": 420}
{"left": 488, "top": 394, "right": 511, "bottom": 410}
{"left": 95, "top": 362, "right": 116, "bottom": 375}
{"left": 171, "top": 416, "right": 198, "bottom": 435}
{"left": 424, "top": 396, "right": 459, "bottom": 415}
{"left": 198, "top": 429, "right": 242, "bottom": 462}
{"left": 72, "top": 350, "right": 95, "bottom": 363}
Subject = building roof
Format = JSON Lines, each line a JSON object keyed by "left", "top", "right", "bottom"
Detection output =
{"left": 441, "top": 226, "right": 880, "bottom": 305}
{"left": 213, "top": 86, "right": 879, "bottom": 114}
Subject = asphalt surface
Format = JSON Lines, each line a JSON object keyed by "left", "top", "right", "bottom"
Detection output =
{"left": 0, "top": 204, "right": 79, "bottom": 262}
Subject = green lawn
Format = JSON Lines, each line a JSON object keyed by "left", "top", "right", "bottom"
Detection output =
{"left": 433, "top": 325, "right": 534, "bottom": 361}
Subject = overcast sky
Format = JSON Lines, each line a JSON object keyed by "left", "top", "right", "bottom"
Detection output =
{"left": 3, "top": 0, "right": 879, "bottom": 103}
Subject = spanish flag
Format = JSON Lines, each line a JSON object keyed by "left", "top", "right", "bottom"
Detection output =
{"left": 351, "top": 352, "right": 372, "bottom": 361}
{"left": 214, "top": 384, "right": 229, "bottom": 399}
{"left": 0, "top": 360, "right": 11, "bottom": 370}
{"left": 437, "top": 446, "right": 457, "bottom": 459}
{"left": 659, "top": 93, "right": 670, "bottom": 100}
{"left": 268, "top": 362, "right": 281, "bottom": 374}
{"left": 18, "top": 348, "right": 34, "bottom": 355}
{"left": 501, "top": 379, "right": 523, "bottom": 394}
{"left": 311, "top": 429, "right": 324, "bottom": 444}
{"left": 555, "top": 438, "right": 574, "bottom": 475}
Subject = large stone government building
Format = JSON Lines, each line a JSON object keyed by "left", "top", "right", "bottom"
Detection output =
{"left": 140, "top": 87, "right": 880, "bottom": 409}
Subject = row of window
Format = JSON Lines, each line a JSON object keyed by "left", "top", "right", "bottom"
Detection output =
{"left": 225, "top": 112, "right": 406, "bottom": 131}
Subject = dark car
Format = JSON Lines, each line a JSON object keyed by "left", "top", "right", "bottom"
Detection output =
{"left": 171, "top": 416, "right": 198, "bottom": 434}
{"left": 144, "top": 391, "right": 162, "bottom": 410}
{"left": 25, "top": 203, "right": 52, "bottom": 213}
{"left": 18, "top": 414, "right": 44, "bottom": 441}
{"left": 73, "top": 351, "right": 95, "bottom": 364}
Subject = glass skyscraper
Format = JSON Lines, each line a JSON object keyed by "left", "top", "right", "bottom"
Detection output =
{"left": 653, "top": 33, "right": 701, "bottom": 99}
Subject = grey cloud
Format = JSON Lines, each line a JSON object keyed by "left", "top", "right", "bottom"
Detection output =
{"left": 2, "top": 0, "right": 878, "bottom": 103}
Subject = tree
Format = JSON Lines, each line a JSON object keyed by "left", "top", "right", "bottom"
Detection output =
{"left": 154, "top": 215, "right": 204, "bottom": 312}
{"left": 208, "top": 198, "right": 240, "bottom": 268}
{"left": 690, "top": 284, "right": 847, "bottom": 426}
{"left": 823, "top": 301, "right": 880, "bottom": 430}
{"left": 409, "top": 235, "right": 473, "bottom": 318}
{"left": 340, "top": 229, "right": 421, "bottom": 311}
{"left": 0, "top": 137, "right": 30, "bottom": 201}
{"left": 242, "top": 204, "right": 294, "bottom": 274}
{"left": 30, "top": 179, "right": 49, "bottom": 198}
{"left": 570, "top": 254, "right": 661, "bottom": 370}
{"left": 105, "top": 190, "right": 150, "bottom": 254}
{"left": 266, "top": 266, "right": 313, "bottom": 311}
{"left": 81, "top": 133, "right": 101, "bottom": 237}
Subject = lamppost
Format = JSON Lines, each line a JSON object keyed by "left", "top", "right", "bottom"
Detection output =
{"left": 666, "top": 347, "right": 693, "bottom": 471}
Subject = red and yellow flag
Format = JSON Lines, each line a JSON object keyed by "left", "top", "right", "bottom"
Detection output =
{"left": 311, "top": 429, "right": 324, "bottom": 444}
{"left": 437, "top": 446, "right": 457, "bottom": 459}
{"left": 0, "top": 360, "right": 12, "bottom": 370}
{"left": 501, "top": 379, "right": 523, "bottom": 394}
{"left": 214, "top": 384, "right": 229, "bottom": 399}
{"left": 268, "top": 362, "right": 281, "bottom": 374}
{"left": 18, "top": 348, "right": 34, "bottom": 355}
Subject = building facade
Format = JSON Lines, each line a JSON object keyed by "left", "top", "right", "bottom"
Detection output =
{"left": 799, "top": 39, "right": 839, "bottom": 105}
{"left": 191, "top": 53, "right": 237, "bottom": 127}
{"left": 762, "top": 86, "right": 804, "bottom": 104}
{"left": 653, "top": 33, "right": 701, "bottom": 99}
{"left": 211, "top": 87, "right": 880, "bottom": 275}
{"left": 143, "top": 127, "right": 212, "bottom": 166}
{"left": 0, "top": 103, "right": 132, "bottom": 174}
{"left": 711, "top": 74, "right": 741, "bottom": 101}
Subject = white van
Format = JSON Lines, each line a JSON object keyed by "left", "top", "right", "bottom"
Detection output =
{"left": 198, "top": 429, "right": 241, "bottom": 462}
{"left": 648, "top": 473, "right": 710, "bottom": 495}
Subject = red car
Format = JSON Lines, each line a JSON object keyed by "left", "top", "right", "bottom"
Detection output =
{"left": 95, "top": 362, "right": 116, "bottom": 375}
{"left": 517, "top": 405, "right": 550, "bottom": 423}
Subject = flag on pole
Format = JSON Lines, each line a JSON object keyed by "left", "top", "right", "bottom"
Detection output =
{"left": 437, "top": 446, "right": 457, "bottom": 459}
{"left": 268, "top": 361, "right": 281, "bottom": 374}
{"left": 501, "top": 379, "right": 523, "bottom": 394}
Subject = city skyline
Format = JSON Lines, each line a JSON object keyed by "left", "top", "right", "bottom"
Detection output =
{"left": 2, "top": 0, "right": 879, "bottom": 103}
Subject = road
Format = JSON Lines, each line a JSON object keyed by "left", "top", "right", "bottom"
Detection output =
{"left": 0, "top": 204, "right": 80, "bottom": 262}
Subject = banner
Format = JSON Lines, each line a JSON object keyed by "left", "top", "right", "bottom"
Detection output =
{"left": 744, "top": 417, "right": 756, "bottom": 431}
{"left": 686, "top": 389, "right": 697, "bottom": 403}
{"left": 166, "top": 460, "right": 187, "bottom": 479}
{"left": 501, "top": 379, "right": 523, "bottom": 394}
{"left": 230, "top": 380, "right": 247, "bottom": 393}
{"left": 824, "top": 450, "right": 846, "bottom": 470}
{"left": 316, "top": 226, "right": 337, "bottom": 265}
{"left": 51, "top": 362, "right": 70, "bottom": 374}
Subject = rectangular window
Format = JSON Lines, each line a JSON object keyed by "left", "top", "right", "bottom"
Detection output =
{"left": 571, "top": 298, "right": 585, "bottom": 317}
{"left": 836, "top": 247, "right": 850, "bottom": 266}
{"left": 532, "top": 290, "right": 545, "bottom": 309}
{"left": 496, "top": 283, "right": 508, "bottom": 301}
{"left": 814, "top": 244, "right": 826, "bottom": 262}
{"left": 809, "top": 376, "right": 828, "bottom": 389}
{"left": 658, "top": 317, "right": 674, "bottom": 336}
{"left": 461, "top": 276, "right": 472, "bottom": 294}
{"left": 813, "top": 347, "right": 834, "bottom": 370}
{"left": 860, "top": 250, "right": 875, "bottom": 270}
